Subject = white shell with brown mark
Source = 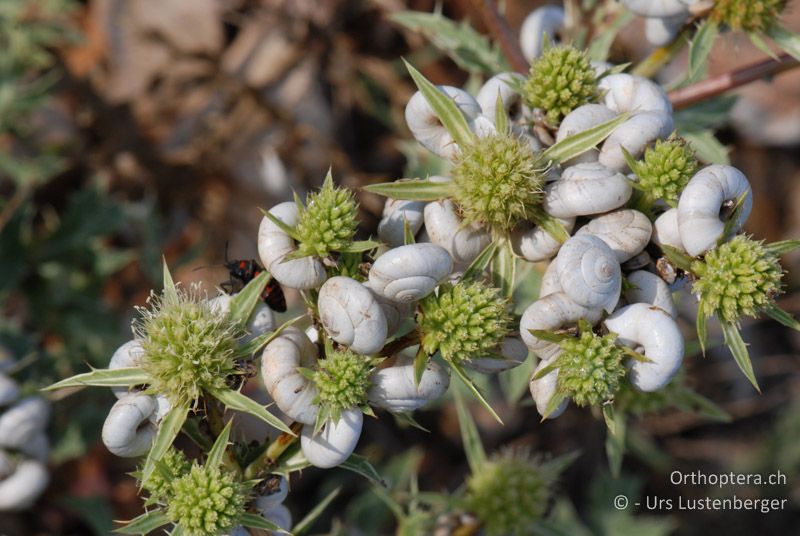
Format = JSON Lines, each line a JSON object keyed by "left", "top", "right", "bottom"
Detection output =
{"left": 555, "top": 235, "right": 622, "bottom": 313}
{"left": 368, "top": 243, "right": 453, "bottom": 303}
{"left": 544, "top": 163, "right": 632, "bottom": 218}
{"left": 424, "top": 199, "right": 491, "bottom": 267}
{"left": 519, "top": 292, "right": 604, "bottom": 355}
{"left": 405, "top": 87, "right": 481, "bottom": 160}
{"left": 625, "top": 270, "right": 677, "bottom": 318}
{"left": 300, "top": 408, "right": 363, "bottom": 468}
{"left": 576, "top": 209, "right": 652, "bottom": 263}
{"left": 368, "top": 355, "right": 450, "bottom": 412}
{"left": 261, "top": 327, "right": 319, "bottom": 425}
{"left": 101, "top": 393, "right": 157, "bottom": 457}
{"left": 318, "top": 276, "right": 388, "bottom": 355}
{"left": 378, "top": 198, "right": 427, "bottom": 247}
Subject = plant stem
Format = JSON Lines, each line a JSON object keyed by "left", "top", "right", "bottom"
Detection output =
{"left": 469, "top": 0, "right": 528, "bottom": 73}
{"left": 669, "top": 53, "right": 799, "bottom": 109}
{"left": 631, "top": 26, "right": 693, "bottom": 78}
{"left": 244, "top": 422, "right": 303, "bottom": 479}
{"left": 380, "top": 330, "right": 421, "bottom": 357}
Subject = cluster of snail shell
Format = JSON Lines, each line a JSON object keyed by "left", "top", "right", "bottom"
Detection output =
{"left": 0, "top": 357, "right": 50, "bottom": 510}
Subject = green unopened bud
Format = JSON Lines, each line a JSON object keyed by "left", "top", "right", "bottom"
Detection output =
{"left": 692, "top": 235, "right": 783, "bottom": 323}
{"left": 296, "top": 172, "right": 358, "bottom": 258}
{"left": 463, "top": 448, "right": 551, "bottom": 536}
{"left": 451, "top": 132, "right": 547, "bottom": 231}
{"left": 418, "top": 281, "right": 511, "bottom": 364}
{"left": 556, "top": 328, "right": 626, "bottom": 407}
{"left": 710, "top": 0, "right": 786, "bottom": 32}
{"left": 631, "top": 135, "right": 698, "bottom": 206}
{"left": 311, "top": 349, "right": 377, "bottom": 419}
{"left": 523, "top": 44, "right": 598, "bottom": 126}
{"left": 136, "top": 285, "right": 242, "bottom": 407}
{"left": 166, "top": 462, "right": 249, "bottom": 536}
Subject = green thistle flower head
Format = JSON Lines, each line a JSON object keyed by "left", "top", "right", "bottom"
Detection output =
{"left": 630, "top": 135, "right": 698, "bottom": 206}
{"left": 451, "top": 132, "right": 548, "bottom": 230}
{"left": 711, "top": 0, "right": 786, "bottom": 32}
{"left": 311, "top": 349, "right": 377, "bottom": 420}
{"left": 523, "top": 44, "right": 598, "bottom": 126}
{"left": 135, "top": 284, "right": 242, "bottom": 407}
{"left": 463, "top": 448, "right": 551, "bottom": 536}
{"left": 166, "top": 462, "right": 249, "bottom": 536}
{"left": 692, "top": 235, "right": 783, "bottom": 323}
{"left": 141, "top": 448, "right": 192, "bottom": 503}
{"left": 295, "top": 171, "right": 358, "bottom": 258}
{"left": 555, "top": 326, "right": 627, "bottom": 407}
{"left": 418, "top": 281, "right": 511, "bottom": 364}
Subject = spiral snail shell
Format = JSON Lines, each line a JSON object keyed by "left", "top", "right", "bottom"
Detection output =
{"left": 652, "top": 207, "right": 684, "bottom": 252}
{"left": 363, "top": 280, "right": 413, "bottom": 337}
{"left": 544, "top": 163, "right": 632, "bottom": 218}
{"left": 556, "top": 104, "right": 617, "bottom": 166}
{"left": 257, "top": 201, "right": 327, "bottom": 290}
{"left": 108, "top": 339, "right": 145, "bottom": 399}
{"left": 520, "top": 292, "right": 604, "bottom": 354}
{"left": 405, "top": 87, "right": 481, "bottom": 160}
{"left": 101, "top": 392, "right": 157, "bottom": 457}
{"left": 424, "top": 199, "right": 492, "bottom": 268}
{"left": 0, "top": 457, "right": 49, "bottom": 511}
{"left": 530, "top": 356, "right": 568, "bottom": 419}
{"left": 368, "top": 243, "right": 453, "bottom": 304}
{"left": 466, "top": 337, "right": 529, "bottom": 374}
{"left": 555, "top": 235, "right": 622, "bottom": 313}
{"left": 519, "top": 5, "right": 565, "bottom": 61}
{"left": 575, "top": 209, "right": 652, "bottom": 263}
{"left": 677, "top": 165, "right": 753, "bottom": 257}
{"left": 624, "top": 270, "right": 677, "bottom": 318}
{"left": 476, "top": 73, "right": 527, "bottom": 125}
{"left": 261, "top": 327, "right": 319, "bottom": 425}
{"left": 538, "top": 260, "right": 562, "bottom": 298}
{"left": 0, "top": 397, "right": 50, "bottom": 451}
{"left": 368, "top": 354, "right": 450, "bottom": 412}
{"left": 511, "top": 217, "right": 576, "bottom": 262}
{"left": 377, "top": 198, "right": 427, "bottom": 247}
{"left": 300, "top": 408, "right": 363, "bottom": 469}
{"left": 318, "top": 276, "right": 388, "bottom": 355}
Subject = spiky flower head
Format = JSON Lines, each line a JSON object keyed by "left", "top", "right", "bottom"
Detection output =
{"left": 692, "top": 235, "right": 783, "bottom": 323}
{"left": 136, "top": 284, "right": 242, "bottom": 406}
{"left": 523, "top": 44, "right": 598, "bottom": 126}
{"left": 166, "top": 462, "right": 249, "bottom": 536}
{"left": 629, "top": 135, "right": 698, "bottom": 206}
{"left": 308, "top": 348, "right": 377, "bottom": 422}
{"left": 463, "top": 448, "right": 551, "bottom": 536}
{"left": 418, "top": 281, "right": 511, "bottom": 364}
{"left": 710, "top": 0, "right": 786, "bottom": 32}
{"left": 451, "top": 132, "right": 547, "bottom": 230}
{"left": 295, "top": 171, "right": 358, "bottom": 258}
{"left": 555, "top": 325, "right": 627, "bottom": 407}
{"left": 141, "top": 448, "right": 192, "bottom": 504}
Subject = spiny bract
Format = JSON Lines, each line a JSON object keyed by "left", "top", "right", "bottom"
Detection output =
{"left": 692, "top": 235, "right": 783, "bottom": 323}
{"left": 556, "top": 329, "right": 627, "bottom": 407}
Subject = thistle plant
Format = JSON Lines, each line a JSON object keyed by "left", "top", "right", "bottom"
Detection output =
{"left": 626, "top": 135, "right": 698, "bottom": 207}
{"left": 295, "top": 173, "right": 359, "bottom": 258}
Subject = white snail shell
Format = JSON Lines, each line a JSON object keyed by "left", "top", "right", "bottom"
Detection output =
{"left": 0, "top": 397, "right": 50, "bottom": 451}
{"left": 0, "top": 457, "right": 49, "bottom": 511}
{"left": 604, "top": 303, "right": 684, "bottom": 392}
{"left": 575, "top": 209, "right": 652, "bottom": 263}
{"left": 530, "top": 356, "right": 568, "bottom": 419}
{"left": 645, "top": 14, "right": 686, "bottom": 46}
{"left": 520, "top": 292, "right": 604, "bottom": 354}
{"left": 424, "top": 199, "right": 491, "bottom": 267}
{"left": 363, "top": 280, "right": 413, "bottom": 336}
{"left": 652, "top": 207, "right": 685, "bottom": 252}
{"left": 544, "top": 163, "right": 632, "bottom": 218}
{"left": 318, "top": 276, "right": 388, "bottom": 355}
{"left": 209, "top": 294, "right": 277, "bottom": 343}
{"left": 598, "top": 74, "right": 673, "bottom": 171}
{"left": 300, "top": 408, "right": 363, "bottom": 469}
{"left": 109, "top": 339, "right": 145, "bottom": 399}
{"left": 677, "top": 165, "right": 753, "bottom": 257}
{"left": 257, "top": 201, "right": 327, "bottom": 290}
{"left": 476, "top": 73, "right": 527, "bottom": 125}
{"left": 625, "top": 270, "right": 678, "bottom": 319}
{"left": 19, "top": 431, "right": 49, "bottom": 463}
{"left": 261, "top": 327, "right": 319, "bottom": 425}
{"left": 520, "top": 5, "right": 565, "bottom": 61}
{"left": 260, "top": 504, "right": 292, "bottom": 532}
{"left": 101, "top": 392, "right": 157, "bottom": 457}
{"left": 622, "top": 0, "right": 691, "bottom": 17}
{"left": 466, "top": 337, "right": 529, "bottom": 374}
{"left": 556, "top": 104, "right": 617, "bottom": 166}
{"left": 368, "top": 243, "right": 453, "bottom": 303}
{"left": 254, "top": 476, "right": 289, "bottom": 509}
{"left": 555, "top": 235, "right": 622, "bottom": 313}
{"left": 511, "top": 217, "right": 576, "bottom": 262}
{"left": 405, "top": 87, "right": 481, "bottom": 160}
{"left": 378, "top": 198, "right": 427, "bottom": 247}
{"left": 368, "top": 354, "right": 450, "bottom": 412}
{"left": 0, "top": 374, "right": 19, "bottom": 407}
{"left": 539, "top": 260, "right": 563, "bottom": 298}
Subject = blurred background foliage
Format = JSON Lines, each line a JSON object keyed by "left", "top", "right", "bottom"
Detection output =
{"left": 1, "top": 0, "right": 800, "bottom": 534}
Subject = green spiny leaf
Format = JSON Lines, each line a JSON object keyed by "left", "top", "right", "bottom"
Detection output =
{"left": 114, "top": 510, "right": 170, "bottom": 534}
{"left": 720, "top": 320, "right": 760, "bottom": 392}
{"left": 453, "top": 385, "right": 487, "bottom": 474}
{"left": 228, "top": 270, "right": 270, "bottom": 326}
{"left": 363, "top": 178, "right": 454, "bottom": 201}
{"left": 142, "top": 403, "right": 189, "bottom": 482}
{"left": 491, "top": 239, "right": 516, "bottom": 299}
{"left": 206, "top": 419, "right": 233, "bottom": 469}
{"left": 43, "top": 367, "right": 151, "bottom": 392}
{"left": 449, "top": 360, "right": 503, "bottom": 424}
{"left": 541, "top": 113, "right": 629, "bottom": 164}
{"left": 211, "top": 387, "right": 295, "bottom": 436}
{"left": 764, "top": 303, "right": 800, "bottom": 333}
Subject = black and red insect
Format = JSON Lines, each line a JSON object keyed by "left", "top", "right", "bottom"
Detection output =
{"left": 222, "top": 248, "right": 287, "bottom": 312}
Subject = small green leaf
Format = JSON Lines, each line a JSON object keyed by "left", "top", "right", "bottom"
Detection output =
{"left": 674, "top": 386, "right": 732, "bottom": 422}
{"left": 228, "top": 270, "right": 270, "bottom": 326}
{"left": 494, "top": 92, "right": 509, "bottom": 133}
{"left": 239, "top": 513, "right": 289, "bottom": 534}
{"left": 491, "top": 239, "right": 516, "bottom": 299}
{"left": 413, "top": 346, "right": 428, "bottom": 387}
{"left": 239, "top": 314, "right": 306, "bottom": 356}
{"left": 530, "top": 208, "right": 570, "bottom": 244}
{"left": 363, "top": 178, "right": 454, "bottom": 201}
{"left": 660, "top": 244, "right": 695, "bottom": 272}
{"left": 767, "top": 25, "right": 800, "bottom": 62}
{"left": 620, "top": 345, "right": 653, "bottom": 364}
{"left": 603, "top": 404, "right": 626, "bottom": 478}
{"left": 44, "top": 367, "right": 151, "bottom": 392}
{"left": 293, "top": 486, "right": 341, "bottom": 535}
{"left": 404, "top": 59, "right": 475, "bottom": 148}
{"left": 461, "top": 241, "right": 499, "bottom": 281}
{"left": 338, "top": 240, "right": 383, "bottom": 253}
{"left": 748, "top": 31, "right": 780, "bottom": 60}
{"left": 540, "top": 391, "right": 567, "bottom": 421}
{"left": 718, "top": 189, "right": 751, "bottom": 246}
{"left": 764, "top": 303, "right": 800, "bottom": 332}
{"left": 587, "top": 9, "right": 634, "bottom": 62}
{"left": 212, "top": 387, "right": 295, "bottom": 436}
{"left": 162, "top": 258, "right": 178, "bottom": 302}
{"left": 142, "top": 404, "right": 189, "bottom": 482}
{"left": 453, "top": 385, "right": 487, "bottom": 474}
{"left": 340, "top": 454, "right": 385, "bottom": 486}
{"left": 541, "top": 113, "right": 630, "bottom": 164}
{"left": 532, "top": 361, "right": 559, "bottom": 381}
{"left": 259, "top": 208, "right": 301, "bottom": 242}
{"left": 765, "top": 240, "right": 800, "bottom": 256}
{"left": 448, "top": 360, "right": 503, "bottom": 424}
{"left": 720, "top": 320, "right": 760, "bottom": 392}
{"left": 114, "top": 510, "right": 170, "bottom": 534}
{"left": 697, "top": 307, "right": 708, "bottom": 356}
{"left": 682, "top": 20, "right": 719, "bottom": 86}
{"left": 528, "top": 329, "right": 572, "bottom": 345}
{"left": 679, "top": 129, "right": 730, "bottom": 164}
{"left": 206, "top": 420, "right": 233, "bottom": 469}
{"left": 403, "top": 216, "right": 416, "bottom": 245}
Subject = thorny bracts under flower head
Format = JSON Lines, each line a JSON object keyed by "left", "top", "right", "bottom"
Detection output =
{"left": 135, "top": 283, "right": 242, "bottom": 407}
